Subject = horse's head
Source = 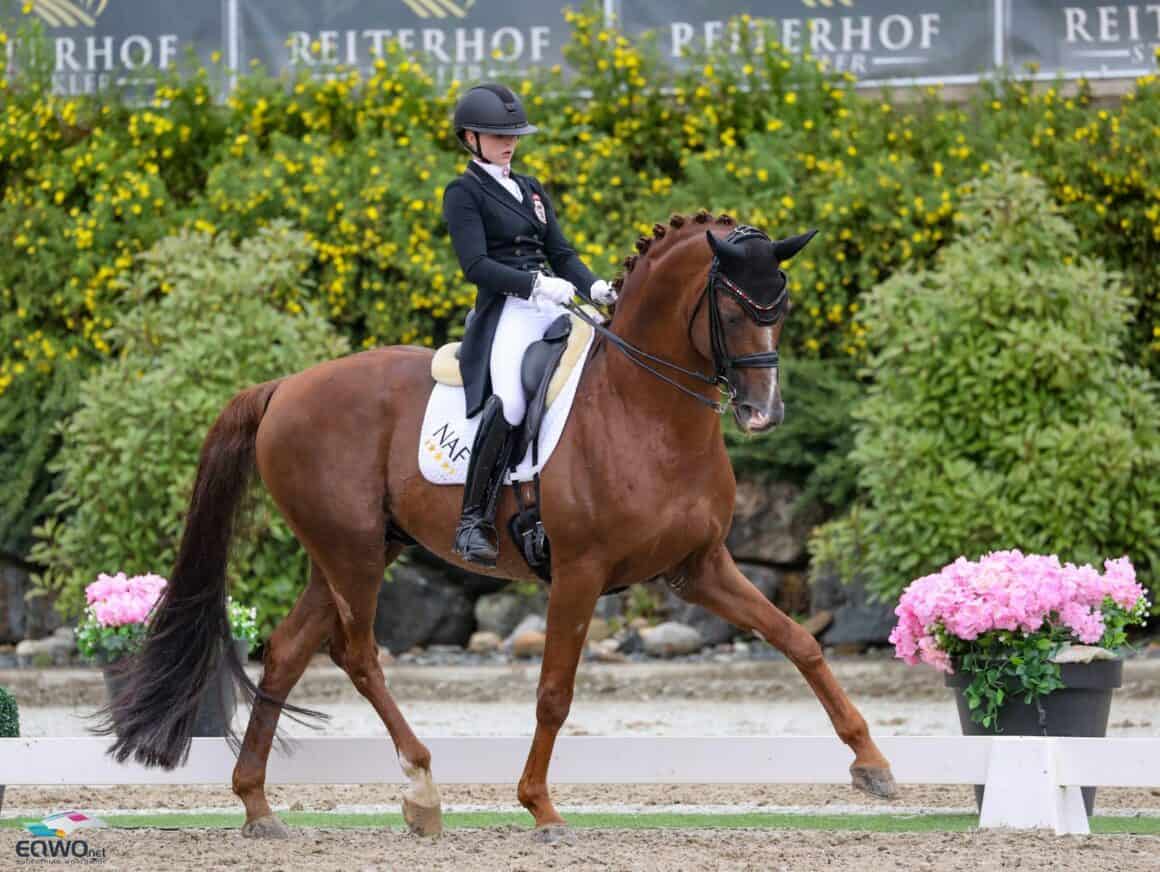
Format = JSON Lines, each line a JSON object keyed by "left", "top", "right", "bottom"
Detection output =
{"left": 608, "top": 213, "right": 816, "bottom": 433}
{"left": 697, "top": 225, "right": 816, "bottom": 433}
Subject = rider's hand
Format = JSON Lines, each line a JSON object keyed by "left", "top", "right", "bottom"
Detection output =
{"left": 532, "top": 273, "right": 575, "bottom": 306}
{"left": 589, "top": 279, "right": 618, "bottom": 306}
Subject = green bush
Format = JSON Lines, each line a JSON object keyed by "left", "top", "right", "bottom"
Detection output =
{"left": 28, "top": 224, "right": 350, "bottom": 635}
{"left": 0, "top": 358, "right": 80, "bottom": 554}
{"left": 970, "top": 73, "right": 1160, "bottom": 372}
{"left": 0, "top": 686, "right": 18, "bottom": 738}
{"left": 3, "top": 8, "right": 1159, "bottom": 614}
{"left": 811, "top": 162, "right": 1160, "bottom": 603}
{"left": 3, "top": 12, "right": 1157, "bottom": 399}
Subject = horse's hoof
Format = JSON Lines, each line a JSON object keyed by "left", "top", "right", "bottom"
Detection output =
{"left": 532, "top": 824, "right": 571, "bottom": 845}
{"left": 241, "top": 814, "right": 291, "bottom": 839}
{"left": 403, "top": 797, "right": 444, "bottom": 837}
{"left": 850, "top": 764, "right": 898, "bottom": 800}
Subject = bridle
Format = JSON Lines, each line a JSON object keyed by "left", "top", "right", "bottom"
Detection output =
{"left": 565, "top": 225, "right": 788, "bottom": 414}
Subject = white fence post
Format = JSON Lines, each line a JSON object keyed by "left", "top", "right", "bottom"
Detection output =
{"left": 225, "top": 0, "right": 240, "bottom": 94}
{"left": 978, "top": 737, "right": 1089, "bottom": 835}
{"left": 993, "top": 0, "right": 1006, "bottom": 71}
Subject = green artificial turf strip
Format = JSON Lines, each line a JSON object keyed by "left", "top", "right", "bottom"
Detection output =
{"left": 1089, "top": 816, "right": 1160, "bottom": 835}
{"left": 3, "top": 811, "right": 1158, "bottom": 834}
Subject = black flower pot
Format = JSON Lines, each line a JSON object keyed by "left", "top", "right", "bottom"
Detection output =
{"left": 102, "top": 639, "right": 249, "bottom": 738}
{"left": 946, "top": 659, "right": 1123, "bottom": 817}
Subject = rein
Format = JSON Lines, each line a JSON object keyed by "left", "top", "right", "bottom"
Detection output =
{"left": 565, "top": 300, "right": 731, "bottom": 412}
{"left": 564, "top": 225, "right": 786, "bottom": 415}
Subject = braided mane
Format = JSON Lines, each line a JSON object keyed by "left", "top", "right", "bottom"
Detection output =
{"left": 611, "top": 210, "right": 737, "bottom": 294}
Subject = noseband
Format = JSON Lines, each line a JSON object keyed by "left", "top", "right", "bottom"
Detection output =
{"left": 566, "top": 225, "right": 788, "bottom": 414}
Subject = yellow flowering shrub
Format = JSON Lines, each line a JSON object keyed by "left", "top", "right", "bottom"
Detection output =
{"left": 1, "top": 7, "right": 1157, "bottom": 553}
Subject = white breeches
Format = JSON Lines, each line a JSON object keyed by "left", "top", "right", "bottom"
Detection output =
{"left": 490, "top": 295, "right": 568, "bottom": 426}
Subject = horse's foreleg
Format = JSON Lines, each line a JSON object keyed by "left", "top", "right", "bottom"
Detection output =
{"left": 326, "top": 543, "right": 442, "bottom": 836}
{"left": 517, "top": 564, "right": 604, "bottom": 828}
{"left": 681, "top": 546, "right": 897, "bottom": 799}
{"left": 233, "top": 563, "right": 336, "bottom": 838}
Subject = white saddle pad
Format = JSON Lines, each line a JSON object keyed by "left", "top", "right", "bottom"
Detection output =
{"left": 418, "top": 327, "right": 594, "bottom": 485}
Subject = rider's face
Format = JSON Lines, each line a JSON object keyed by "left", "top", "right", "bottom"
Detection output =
{"left": 473, "top": 132, "right": 519, "bottom": 165}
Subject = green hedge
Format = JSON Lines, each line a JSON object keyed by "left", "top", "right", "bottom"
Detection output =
{"left": 2, "top": 7, "right": 1158, "bottom": 613}
{"left": 810, "top": 163, "right": 1160, "bottom": 603}
{"left": 3, "top": 12, "right": 1157, "bottom": 389}
{"left": 27, "top": 225, "right": 349, "bottom": 634}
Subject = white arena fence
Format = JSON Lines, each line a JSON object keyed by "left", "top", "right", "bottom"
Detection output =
{"left": 2, "top": 736, "right": 1159, "bottom": 836}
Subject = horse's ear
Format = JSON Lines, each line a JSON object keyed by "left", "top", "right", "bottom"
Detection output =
{"left": 772, "top": 229, "right": 818, "bottom": 263}
{"left": 706, "top": 230, "right": 745, "bottom": 265}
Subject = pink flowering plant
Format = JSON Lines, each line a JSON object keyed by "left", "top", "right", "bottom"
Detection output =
{"left": 890, "top": 551, "right": 1149, "bottom": 729}
{"left": 76, "top": 572, "right": 259, "bottom": 664}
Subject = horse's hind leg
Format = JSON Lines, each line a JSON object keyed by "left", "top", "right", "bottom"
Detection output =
{"left": 679, "top": 545, "right": 897, "bottom": 799}
{"left": 325, "top": 542, "right": 443, "bottom": 836}
{"left": 233, "top": 561, "right": 336, "bottom": 838}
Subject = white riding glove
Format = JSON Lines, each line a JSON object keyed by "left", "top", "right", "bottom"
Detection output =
{"left": 589, "top": 279, "right": 618, "bottom": 306}
{"left": 531, "top": 273, "right": 575, "bottom": 306}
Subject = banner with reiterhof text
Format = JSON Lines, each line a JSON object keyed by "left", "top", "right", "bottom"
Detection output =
{"left": 615, "top": 0, "right": 999, "bottom": 84}
{"left": 237, "top": 0, "right": 575, "bottom": 87}
{"left": 1006, "top": 1, "right": 1160, "bottom": 79}
{"left": 4, "top": 2, "right": 1158, "bottom": 97}
{"left": 1, "top": 0, "right": 226, "bottom": 95}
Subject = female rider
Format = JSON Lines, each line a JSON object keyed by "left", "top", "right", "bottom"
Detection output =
{"left": 442, "top": 82, "right": 616, "bottom": 567}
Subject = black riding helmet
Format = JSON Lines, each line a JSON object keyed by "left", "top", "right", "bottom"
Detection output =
{"left": 453, "top": 83, "right": 538, "bottom": 161}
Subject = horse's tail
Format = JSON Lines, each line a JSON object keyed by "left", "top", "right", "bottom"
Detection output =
{"left": 101, "top": 378, "right": 302, "bottom": 769}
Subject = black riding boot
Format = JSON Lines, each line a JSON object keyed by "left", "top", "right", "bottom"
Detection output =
{"left": 452, "top": 395, "right": 516, "bottom": 567}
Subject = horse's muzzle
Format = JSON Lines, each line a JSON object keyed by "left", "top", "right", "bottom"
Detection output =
{"left": 734, "top": 400, "right": 783, "bottom": 433}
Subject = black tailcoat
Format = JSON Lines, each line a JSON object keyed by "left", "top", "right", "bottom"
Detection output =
{"left": 442, "top": 161, "right": 597, "bottom": 417}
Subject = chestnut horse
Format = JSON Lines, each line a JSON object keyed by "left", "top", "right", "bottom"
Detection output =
{"left": 104, "top": 211, "right": 896, "bottom": 838}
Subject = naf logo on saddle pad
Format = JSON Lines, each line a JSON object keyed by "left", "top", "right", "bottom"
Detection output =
{"left": 418, "top": 325, "right": 594, "bottom": 485}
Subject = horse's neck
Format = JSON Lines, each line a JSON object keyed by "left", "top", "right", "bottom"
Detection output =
{"left": 588, "top": 242, "right": 721, "bottom": 443}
